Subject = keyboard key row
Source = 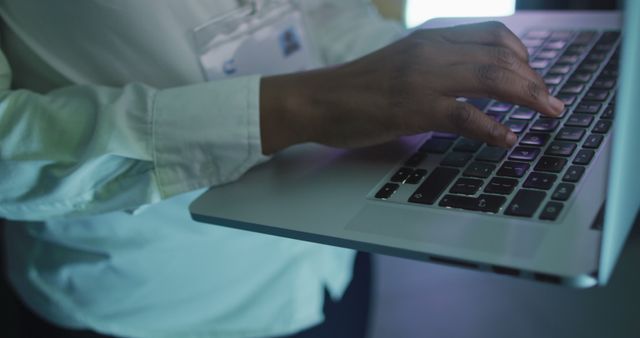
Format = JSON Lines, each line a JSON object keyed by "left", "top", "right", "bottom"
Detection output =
{"left": 439, "top": 194, "right": 506, "bottom": 213}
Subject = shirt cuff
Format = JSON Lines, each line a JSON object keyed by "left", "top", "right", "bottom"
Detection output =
{"left": 151, "top": 75, "right": 269, "bottom": 198}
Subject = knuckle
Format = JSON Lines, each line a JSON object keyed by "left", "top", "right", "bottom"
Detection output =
{"left": 487, "top": 21, "right": 509, "bottom": 40}
{"left": 448, "top": 103, "right": 475, "bottom": 130}
{"left": 475, "top": 64, "right": 503, "bottom": 86}
{"left": 524, "top": 80, "right": 543, "bottom": 101}
{"left": 494, "top": 47, "right": 517, "bottom": 68}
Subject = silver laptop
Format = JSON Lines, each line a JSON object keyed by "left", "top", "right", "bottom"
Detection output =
{"left": 190, "top": 5, "right": 640, "bottom": 287}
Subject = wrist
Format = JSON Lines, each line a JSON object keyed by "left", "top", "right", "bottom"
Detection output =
{"left": 259, "top": 73, "right": 315, "bottom": 155}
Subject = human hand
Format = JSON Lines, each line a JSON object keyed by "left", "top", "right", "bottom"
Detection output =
{"left": 260, "top": 21, "right": 564, "bottom": 155}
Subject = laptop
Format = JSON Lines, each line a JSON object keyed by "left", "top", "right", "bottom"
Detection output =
{"left": 190, "top": 5, "right": 640, "bottom": 287}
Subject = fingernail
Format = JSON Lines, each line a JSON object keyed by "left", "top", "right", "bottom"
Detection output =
{"left": 549, "top": 96, "right": 565, "bottom": 115}
{"left": 505, "top": 132, "right": 517, "bottom": 147}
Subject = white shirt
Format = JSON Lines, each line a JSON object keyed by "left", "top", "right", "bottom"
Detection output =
{"left": 0, "top": 0, "right": 403, "bottom": 337}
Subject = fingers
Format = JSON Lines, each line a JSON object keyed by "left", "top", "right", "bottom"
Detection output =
{"left": 442, "top": 21, "right": 529, "bottom": 62}
{"left": 410, "top": 23, "right": 565, "bottom": 116}
{"left": 439, "top": 61, "right": 564, "bottom": 117}
{"left": 431, "top": 99, "right": 517, "bottom": 148}
{"left": 448, "top": 44, "right": 538, "bottom": 80}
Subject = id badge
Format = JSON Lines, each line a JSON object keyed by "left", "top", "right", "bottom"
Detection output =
{"left": 194, "top": 0, "right": 318, "bottom": 80}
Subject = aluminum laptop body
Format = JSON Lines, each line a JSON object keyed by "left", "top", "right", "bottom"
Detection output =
{"left": 190, "top": 8, "right": 639, "bottom": 287}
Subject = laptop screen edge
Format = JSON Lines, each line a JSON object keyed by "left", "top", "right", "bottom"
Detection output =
{"left": 599, "top": 0, "right": 640, "bottom": 284}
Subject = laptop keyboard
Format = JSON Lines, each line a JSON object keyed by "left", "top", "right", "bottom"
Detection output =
{"left": 371, "top": 29, "right": 620, "bottom": 222}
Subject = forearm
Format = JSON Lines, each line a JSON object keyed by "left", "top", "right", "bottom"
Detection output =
{"left": 1, "top": 76, "right": 267, "bottom": 221}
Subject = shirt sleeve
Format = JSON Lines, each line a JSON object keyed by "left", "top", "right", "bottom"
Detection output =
{"left": 302, "top": 0, "right": 406, "bottom": 66}
{"left": 0, "top": 50, "right": 267, "bottom": 221}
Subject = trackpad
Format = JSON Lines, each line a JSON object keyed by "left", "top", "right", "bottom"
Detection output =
{"left": 346, "top": 203, "right": 546, "bottom": 259}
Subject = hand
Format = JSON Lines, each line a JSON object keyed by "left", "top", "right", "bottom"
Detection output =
{"left": 260, "top": 21, "right": 564, "bottom": 155}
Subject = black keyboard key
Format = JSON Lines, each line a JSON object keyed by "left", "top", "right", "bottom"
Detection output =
{"left": 466, "top": 98, "right": 491, "bottom": 110}
{"left": 601, "top": 66, "right": 618, "bottom": 78}
{"left": 556, "top": 127, "right": 585, "bottom": 141}
{"left": 601, "top": 105, "right": 614, "bottom": 120}
{"left": 449, "top": 178, "right": 483, "bottom": 195}
{"left": 544, "top": 74, "right": 563, "bottom": 85}
{"left": 546, "top": 40, "right": 567, "bottom": 50}
{"left": 509, "top": 147, "right": 540, "bottom": 161}
{"left": 497, "top": 161, "right": 530, "bottom": 178}
{"left": 546, "top": 141, "right": 576, "bottom": 157}
{"left": 573, "top": 149, "right": 595, "bottom": 165}
{"left": 504, "top": 120, "right": 528, "bottom": 134}
{"left": 526, "top": 30, "right": 550, "bottom": 39}
{"left": 453, "top": 138, "right": 482, "bottom": 153}
{"left": 453, "top": 138, "right": 483, "bottom": 153}
{"left": 391, "top": 167, "right": 413, "bottom": 183}
{"left": 569, "top": 72, "right": 592, "bottom": 83}
{"left": 534, "top": 156, "right": 567, "bottom": 173}
{"left": 565, "top": 114, "right": 594, "bottom": 127}
{"left": 558, "top": 94, "right": 577, "bottom": 106}
{"left": 563, "top": 165, "right": 585, "bottom": 182}
{"left": 551, "top": 31, "right": 573, "bottom": 39}
{"left": 579, "top": 63, "right": 599, "bottom": 73}
{"left": 574, "top": 101, "right": 601, "bottom": 114}
{"left": 583, "top": 134, "right": 604, "bottom": 148}
{"left": 406, "top": 169, "right": 428, "bottom": 184}
{"left": 587, "top": 52, "right": 607, "bottom": 62}
{"left": 487, "top": 101, "right": 513, "bottom": 113}
{"left": 511, "top": 107, "right": 537, "bottom": 120}
{"left": 439, "top": 194, "right": 474, "bottom": 210}
{"left": 557, "top": 54, "right": 580, "bottom": 65}
{"left": 538, "top": 49, "right": 559, "bottom": 59}
{"left": 594, "top": 43, "right": 614, "bottom": 52}
{"left": 505, "top": 189, "right": 546, "bottom": 217}
{"left": 549, "top": 65, "right": 572, "bottom": 74}
{"left": 598, "top": 31, "right": 620, "bottom": 43}
{"left": 531, "top": 118, "right": 560, "bottom": 132}
{"left": 375, "top": 183, "right": 399, "bottom": 199}
{"left": 592, "top": 77, "right": 616, "bottom": 90}
{"left": 520, "top": 133, "right": 550, "bottom": 146}
{"left": 566, "top": 45, "right": 588, "bottom": 54}
{"left": 474, "top": 194, "right": 507, "bottom": 213}
{"left": 592, "top": 52, "right": 610, "bottom": 62}
{"left": 524, "top": 172, "right": 557, "bottom": 190}
{"left": 584, "top": 89, "right": 609, "bottom": 101}
{"left": 522, "top": 38, "right": 545, "bottom": 48}
{"left": 484, "top": 177, "right": 518, "bottom": 195}
{"left": 530, "top": 59, "right": 550, "bottom": 69}
{"left": 540, "top": 202, "right": 564, "bottom": 220}
{"left": 405, "top": 152, "right": 426, "bottom": 167}
{"left": 420, "top": 138, "right": 453, "bottom": 153}
{"left": 552, "top": 183, "right": 575, "bottom": 201}
{"left": 409, "top": 167, "right": 459, "bottom": 205}
{"left": 593, "top": 120, "right": 612, "bottom": 133}
{"left": 560, "top": 83, "right": 584, "bottom": 94}
{"left": 554, "top": 107, "right": 568, "bottom": 119}
{"left": 463, "top": 162, "right": 496, "bottom": 178}
{"left": 574, "top": 31, "right": 596, "bottom": 44}
{"left": 476, "top": 146, "right": 507, "bottom": 163}
{"left": 439, "top": 194, "right": 506, "bottom": 213}
{"left": 441, "top": 152, "right": 472, "bottom": 167}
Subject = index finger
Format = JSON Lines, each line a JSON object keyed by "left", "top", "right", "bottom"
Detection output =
{"left": 432, "top": 99, "right": 517, "bottom": 148}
